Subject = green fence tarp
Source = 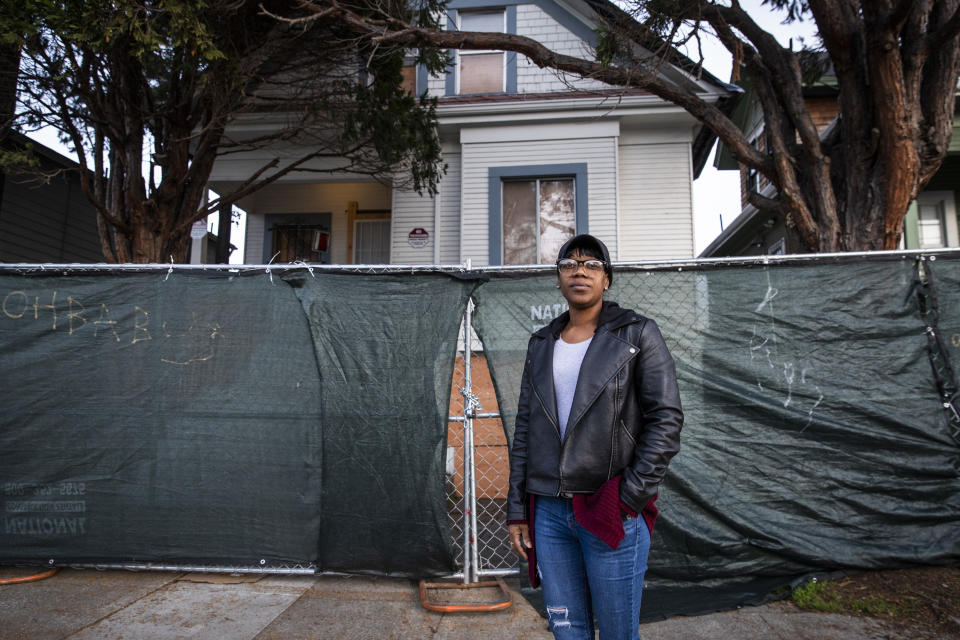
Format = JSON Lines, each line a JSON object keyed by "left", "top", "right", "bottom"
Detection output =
{"left": 0, "top": 271, "right": 475, "bottom": 576}
{"left": 473, "top": 258, "right": 959, "bottom": 617}
{"left": 0, "top": 273, "right": 323, "bottom": 565}
{"left": 287, "top": 273, "right": 473, "bottom": 575}
{"left": 1, "top": 257, "right": 958, "bottom": 615}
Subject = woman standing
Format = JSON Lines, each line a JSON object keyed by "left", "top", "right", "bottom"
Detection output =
{"left": 506, "top": 234, "right": 683, "bottom": 639}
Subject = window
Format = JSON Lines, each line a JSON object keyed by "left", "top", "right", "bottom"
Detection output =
{"left": 503, "top": 178, "right": 575, "bottom": 264}
{"left": 458, "top": 11, "right": 505, "bottom": 94}
{"left": 746, "top": 132, "right": 772, "bottom": 194}
{"left": 353, "top": 219, "right": 391, "bottom": 264}
{"left": 400, "top": 64, "right": 417, "bottom": 95}
{"left": 768, "top": 237, "right": 786, "bottom": 255}
{"left": 913, "top": 191, "right": 959, "bottom": 249}
{"left": 918, "top": 201, "right": 947, "bottom": 248}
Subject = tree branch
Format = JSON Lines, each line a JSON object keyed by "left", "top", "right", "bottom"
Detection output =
{"left": 295, "top": 0, "right": 767, "bottom": 173}
{"left": 925, "top": 4, "right": 960, "bottom": 52}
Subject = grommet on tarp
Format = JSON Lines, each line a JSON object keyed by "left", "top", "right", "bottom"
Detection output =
{"left": 418, "top": 577, "right": 513, "bottom": 613}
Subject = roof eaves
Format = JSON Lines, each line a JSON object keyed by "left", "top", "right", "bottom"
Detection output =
{"left": 698, "top": 182, "right": 777, "bottom": 257}
{"left": 2, "top": 130, "right": 82, "bottom": 170}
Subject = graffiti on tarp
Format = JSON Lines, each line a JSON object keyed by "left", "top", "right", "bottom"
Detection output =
{"left": 1, "top": 289, "right": 222, "bottom": 366}
{"left": 748, "top": 277, "right": 824, "bottom": 432}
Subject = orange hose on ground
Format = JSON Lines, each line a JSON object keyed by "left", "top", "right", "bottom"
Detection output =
{"left": 419, "top": 578, "right": 513, "bottom": 613}
{"left": 0, "top": 568, "right": 60, "bottom": 585}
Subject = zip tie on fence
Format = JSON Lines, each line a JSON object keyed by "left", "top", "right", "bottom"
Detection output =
{"left": 292, "top": 260, "right": 316, "bottom": 278}
{"left": 164, "top": 256, "right": 174, "bottom": 282}
{"left": 265, "top": 252, "right": 282, "bottom": 285}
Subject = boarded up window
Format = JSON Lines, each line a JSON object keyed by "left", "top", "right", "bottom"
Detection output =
{"left": 503, "top": 178, "right": 575, "bottom": 264}
{"left": 400, "top": 64, "right": 417, "bottom": 95}
{"left": 460, "top": 53, "right": 504, "bottom": 94}
{"left": 503, "top": 181, "right": 537, "bottom": 264}
{"left": 459, "top": 11, "right": 504, "bottom": 94}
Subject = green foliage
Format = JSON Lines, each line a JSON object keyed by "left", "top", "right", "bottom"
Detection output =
{"left": 338, "top": 43, "right": 444, "bottom": 195}
{"left": 761, "top": 0, "right": 811, "bottom": 24}
{"left": 0, "top": 145, "right": 40, "bottom": 172}
{"left": 2, "top": 0, "right": 449, "bottom": 259}
{"left": 791, "top": 578, "right": 912, "bottom": 617}
{"left": 2, "top": 0, "right": 226, "bottom": 64}
{"left": 791, "top": 579, "right": 846, "bottom": 612}
{"left": 596, "top": 26, "right": 626, "bottom": 67}
{"left": 796, "top": 47, "right": 832, "bottom": 87}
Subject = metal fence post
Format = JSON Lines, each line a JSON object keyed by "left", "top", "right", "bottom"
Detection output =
{"left": 465, "top": 298, "right": 482, "bottom": 584}
{"left": 462, "top": 299, "right": 475, "bottom": 584}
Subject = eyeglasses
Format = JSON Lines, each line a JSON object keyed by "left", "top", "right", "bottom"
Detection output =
{"left": 557, "top": 258, "right": 606, "bottom": 273}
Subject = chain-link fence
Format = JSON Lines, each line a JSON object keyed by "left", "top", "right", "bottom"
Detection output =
{"left": 450, "top": 250, "right": 960, "bottom": 585}
{"left": 3, "top": 250, "right": 960, "bottom": 583}
{"left": 447, "top": 354, "right": 514, "bottom": 580}
{"left": 446, "top": 299, "right": 516, "bottom": 582}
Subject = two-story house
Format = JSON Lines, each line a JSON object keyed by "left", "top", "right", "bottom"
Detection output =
{"left": 701, "top": 71, "right": 960, "bottom": 257}
{"left": 205, "top": 0, "right": 738, "bottom": 266}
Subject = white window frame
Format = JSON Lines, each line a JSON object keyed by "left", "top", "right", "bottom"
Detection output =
{"left": 916, "top": 191, "right": 959, "bottom": 248}
{"left": 353, "top": 218, "right": 391, "bottom": 264}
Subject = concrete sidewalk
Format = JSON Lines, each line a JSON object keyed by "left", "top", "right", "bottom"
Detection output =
{"left": 0, "top": 568, "right": 900, "bottom": 640}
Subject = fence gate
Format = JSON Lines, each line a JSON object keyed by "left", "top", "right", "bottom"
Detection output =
{"left": 447, "top": 300, "right": 516, "bottom": 583}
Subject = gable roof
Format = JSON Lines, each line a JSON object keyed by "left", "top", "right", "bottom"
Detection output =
{"left": 442, "top": 0, "right": 742, "bottom": 176}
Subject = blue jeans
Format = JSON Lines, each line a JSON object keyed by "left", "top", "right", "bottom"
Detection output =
{"left": 534, "top": 495, "right": 650, "bottom": 640}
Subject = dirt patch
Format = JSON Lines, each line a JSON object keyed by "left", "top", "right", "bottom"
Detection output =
{"left": 789, "top": 565, "right": 960, "bottom": 639}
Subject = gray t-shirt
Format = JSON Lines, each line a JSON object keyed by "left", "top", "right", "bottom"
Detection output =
{"left": 553, "top": 336, "right": 593, "bottom": 441}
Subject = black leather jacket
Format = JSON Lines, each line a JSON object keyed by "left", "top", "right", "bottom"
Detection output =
{"left": 507, "top": 301, "right": 683, "bottom": 521}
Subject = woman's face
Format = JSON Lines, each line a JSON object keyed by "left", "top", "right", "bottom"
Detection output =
{"left": 557, "top": 248, "right": 609, "bottom": 310}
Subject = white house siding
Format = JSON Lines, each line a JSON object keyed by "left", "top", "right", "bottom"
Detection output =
{"left": 618, "top": 141, "right": 694, "bottom": 259}
{"left": 440, "top": 152, "right": 462, "bottom": 263}
{"left": 425, "top": 4, "right": 609, "bottom": 97}
{"left": 390, "top": 149, "right": 462, "bottom": 265}
{"left": 515, "top": 4, "right": 609, "bottom": 93}
{"left": 244, "top": 213, "right": 265, "bottom": 263}
{"left": 390, "top": 187, "right": 435, "bottom": 264}
{"left": 426, "top": 12, "right": 449, "bottom": 97}
{"left": 461, "top": 135, "right": 618, "bottom": 266}
{"left": 428, "top": 72, "right": 447, "bottom": 97}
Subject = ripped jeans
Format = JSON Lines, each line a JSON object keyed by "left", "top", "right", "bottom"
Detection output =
{"left": 534, "top": 496, "right": 650, "bottom": 640}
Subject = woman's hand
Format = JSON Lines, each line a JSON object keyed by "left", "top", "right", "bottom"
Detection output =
{"left": 508, "top": 523, "right": 532, "bottom": 561}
